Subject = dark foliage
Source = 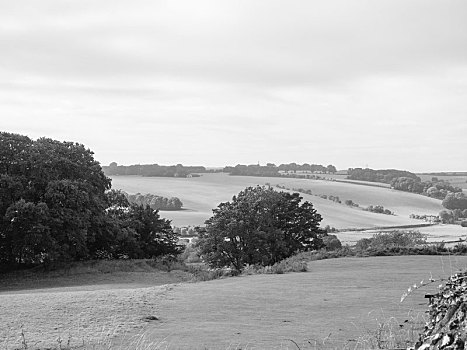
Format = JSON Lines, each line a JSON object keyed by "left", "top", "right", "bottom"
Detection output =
{"left": 390, "top": 176, "right": 462, "bottom": 200}
{"left": 347, "top": 168, "right": 420, "bottom": 184}
{"left": 102, "top": 162, "right": 206, "bottom": 177}
{"left": 0, "top": 132, "right": 180, "bottom": 271}
{"left": 442, "top": 192, "right": 467, "bottom": 211}
{"left": 120, "top": 191, "right": 183, "bottom": 210}
{"left": 364, "top": 205, "right": 394, "bottom": 215}
{"left": 196, "top": 186, "right": 324, "bottom": 270}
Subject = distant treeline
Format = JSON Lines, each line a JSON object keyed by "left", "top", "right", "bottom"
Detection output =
{"left": 224, "top": 163, "right": 337, "bottom": 177}
{"left": 103, "top": 163, "right": 206, "bottom": 177}
{"left": 347, "top": 168, "right": 463, "bottom": 204}
{"left": 390, "top": 177, "right": 462, "bottom": 200}
{"left": 347, "top": 168, "right": 420, "bottom": 183}
{"left": 419, "top": 172, "right": 467, "bottom": 176}
{"left": 122, "top": 191, "right": 183, "bottom": 211}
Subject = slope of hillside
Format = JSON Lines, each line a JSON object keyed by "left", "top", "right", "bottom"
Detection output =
{"left": 110, "top": 173, "right": 444, "bottom": 229}
{"left": 4, "top": 256, "right": 466, "bottom": 349}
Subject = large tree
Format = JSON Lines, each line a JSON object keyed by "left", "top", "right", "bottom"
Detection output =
{"left": 442, "top": 192, "right": 467, "bottom": 211}
{"left": 0, "top": 132, "right": 181, "bottom": 269}
{"left": 197, "top": 186, "right": 324, "bottom": 270}
{"left": 0, "top": 133, "right": 112, "bottom": 266}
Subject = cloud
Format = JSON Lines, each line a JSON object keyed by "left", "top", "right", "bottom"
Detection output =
{"left": 1, "top": 0, "right": 466, "bottom": 87}
{"left": 1, "top": 0, "right": 466, "bottom": 172}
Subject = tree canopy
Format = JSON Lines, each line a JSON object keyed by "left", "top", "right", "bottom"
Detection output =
{"left": 0, "top": 132, "right": 180, "bottom": 270}
{"left": 197, "top": 186, "right": 324, "bottom": 270}
{"left": 442, "top": 192, "right": 467, "bottom": 211}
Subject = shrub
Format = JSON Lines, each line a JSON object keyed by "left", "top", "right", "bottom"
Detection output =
{"left": 179, "top": 243, "right": 202, "bottom": 263}
{"left": 364, "top": 205, "right": 394, "bottom": 215}
{"left": 322, "top": 234, "right": 342, "bottom": 250}
{"left": 241, "top": 254, "right": 309, "bottom": 275}
{"left": 356, "top": 230, "right": 427, "bottom": 253}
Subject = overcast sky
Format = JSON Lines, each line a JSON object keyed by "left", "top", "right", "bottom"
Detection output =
{"left": 1, "top": 0, "right": 466, "bottom": 172}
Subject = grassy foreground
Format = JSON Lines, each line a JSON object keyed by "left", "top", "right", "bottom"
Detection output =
{"left": 3, "top": 256, "right": 467, "bottom": 349}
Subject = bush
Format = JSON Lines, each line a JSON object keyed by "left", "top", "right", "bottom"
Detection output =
{"left": 355, "top": 230, "right": 427, "bottom": 253}
{"left": 241, "top": 254, "right": 309, "bottom": 275}
{"left": 179, "top": 243, "right": 202, "bottom": 263}
{"left": 364, "top": 205, "right": 394, "bottom": 215}
{"left": 322, "top": 234, "right": 342, "bottom": 250}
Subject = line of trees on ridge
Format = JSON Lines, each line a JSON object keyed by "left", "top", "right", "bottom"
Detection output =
{"left": 224, "top": 163, "right": 337, "bottom": 177}
{"left": 347, "top": 168, "right": 463, "bottom": 203}
{"left": 347, "top": 168, "right": 420, "bottom": 183}
{"left": 103, "top": 163, "right": 206, "bottom": 177}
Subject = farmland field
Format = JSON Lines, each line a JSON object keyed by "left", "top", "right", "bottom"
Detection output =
{"left": 110, "top": 173, "right": 444, "bottom": 229}
{"left": 3, "top": 256, "right": 467, "bottom": 349}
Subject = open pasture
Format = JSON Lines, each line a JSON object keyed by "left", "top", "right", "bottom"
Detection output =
{"left": 3, "top": 256, "right": 467, "bottom": 349}
{"left": 110, "top": 173, "right": 444, "bottom": 229}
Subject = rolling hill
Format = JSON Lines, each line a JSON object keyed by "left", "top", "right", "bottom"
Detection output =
{"left": 110, "top": 173, "right": 445, "bottom": 229}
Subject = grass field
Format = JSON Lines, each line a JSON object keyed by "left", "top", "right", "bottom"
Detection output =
{"left": 2, "top": 256, "right": 467, "bottom": 349}
{"left": 110, "top": 173, "right": 444, "bottom": 229}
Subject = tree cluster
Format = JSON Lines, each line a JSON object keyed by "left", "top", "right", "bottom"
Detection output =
{"left": 103, "top": 163, "right": 206, "bottom": 177}
{"left": 0, "top": 132, "right": 180, "bottom": 270}
{"left": 442, "top": 192, "right": 467, "bottom": 211}
{"left": 121, "top": 191, "right": 183, "bottom": 211}
{"left": 355, "top": 230, "right": 426, "bottom": 251}
{"left": 438, "top": 208, "right": 467, "bottom": 224}
{"left": 363, "top": 205, "right": 394, "bottom": 215}
{"left": 391, "top": 176, "right": 462, "bottom": 200}
{"left": 347, "top": 168, "right": 420, "bottom": 184}
{"left": 344, "top": 199, "right": 359, "bottom": 207}
{"left": 196, "top": 186, "right": 325, "bottom": 270}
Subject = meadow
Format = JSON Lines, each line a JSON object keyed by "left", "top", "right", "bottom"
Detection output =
{"left": 2, "top": 256, "right": 467, "bottom": 349}
{"left": 110, "top": 173, "right": 444, "bottom": 229}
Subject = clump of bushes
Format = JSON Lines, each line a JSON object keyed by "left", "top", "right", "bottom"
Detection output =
{"left": 355, "top": 230, "right": 426, "bottom": 251}
{"left": 364, "top": 205, "right": 394, "bottom": 215}
{"left": 185, "top": 265, "right": 238, "bottom": 281}
{"left": 344, "top": 199, "right": 359, "bottom": 207}
{"left": 125, "top": 191, "right": 183, "bottom": 210}
{"left": 323, "top": 225, "right": 338, "bottom": 233}
{"left": 241, "top": 256, "right": 308, "bottom": 275}
{"left": 439, "top": 209, "right": 467, "bottom": 224}
{"left": 322, "top": 234, "right": 342, "bottom": 250}
{"left": 352, "top": 230, "right": 467, "bottom": 256}
{"left": 178, "top": 243, "right": 201, "bottom": 263}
